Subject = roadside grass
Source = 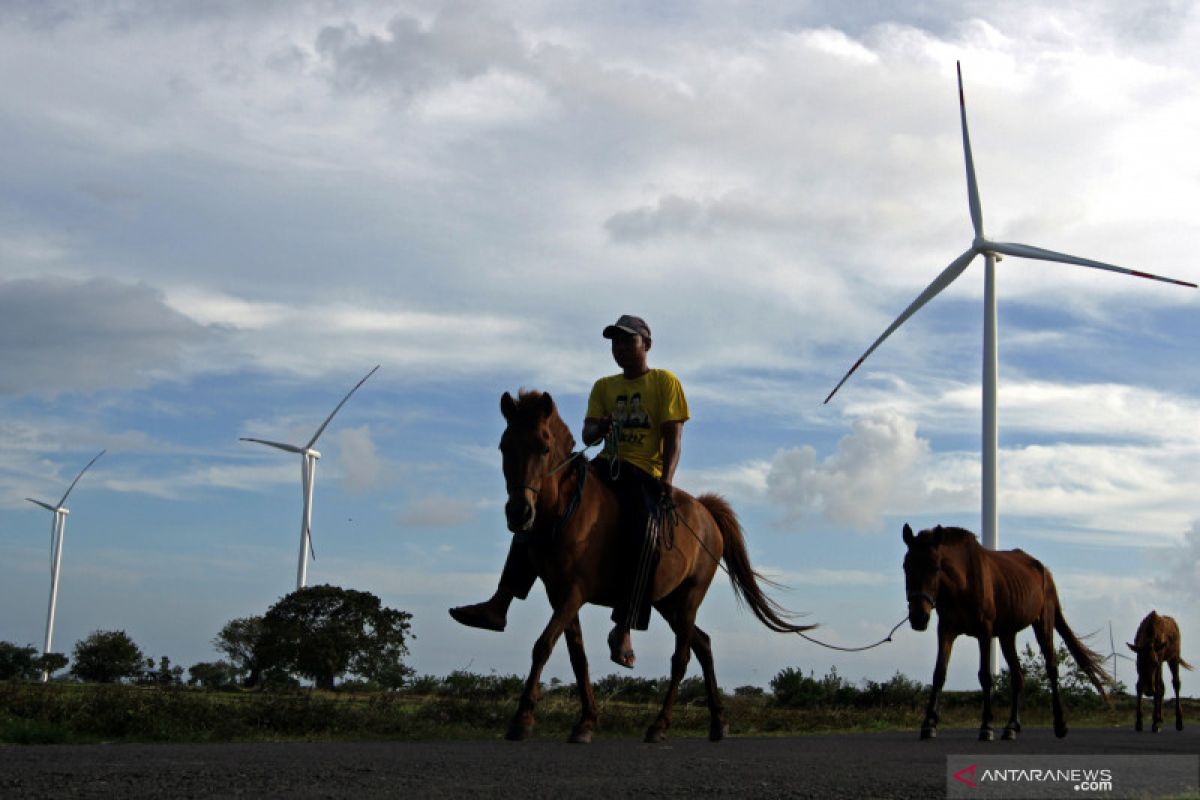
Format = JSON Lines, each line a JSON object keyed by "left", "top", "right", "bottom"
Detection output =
{"left": 3, "top": 679, "right": 1191, "bottom": 744}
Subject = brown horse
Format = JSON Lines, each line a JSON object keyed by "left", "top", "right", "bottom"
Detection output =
{"left": 1128, "top": 610, "right": 1192, "bottom": 732}
{"left": 902, "top": 523, "right": 1110, "bottom": 741}
{"left": 497, "top": 389, "right": 813, "bottom": 743}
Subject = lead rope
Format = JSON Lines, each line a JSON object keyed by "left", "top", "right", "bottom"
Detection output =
{"left": 660, "top": 504, "right": 908, "bottom": 653}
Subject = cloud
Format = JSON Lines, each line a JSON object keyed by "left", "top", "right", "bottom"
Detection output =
{"left": 1156, "top": 519, "right": 1200, "bottom": 602}
{"left": 0, "top": 277, "right": 214, "bottom": 396}
{"left": 334, "top": 425, "right": 383, "bottom": 493}
{"left": 396, "top": 495, "right": 477, "bottom": 529}
{"left": 767, "top": 411, "right": 930, "bottom": 532}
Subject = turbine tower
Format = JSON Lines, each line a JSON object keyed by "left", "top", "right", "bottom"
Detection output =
{"left": 241, "top": 365, "right": 379, "bottom": 590}
{"left": 824, "top": 64, "right": 1195, "bottom": 669}
{"left": 25, "top": 449, "right": 105, "bottom": 683}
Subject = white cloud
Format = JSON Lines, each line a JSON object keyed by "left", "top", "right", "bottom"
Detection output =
{"left": 334, "top": 425, "right": 384, "bottom": 493}
{"left": 767, "top": 411, "right": 930, "bottom": 532}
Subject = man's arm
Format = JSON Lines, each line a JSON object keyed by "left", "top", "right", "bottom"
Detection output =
{"left": 659, "top": 420, "right": 683, "bottom": 490}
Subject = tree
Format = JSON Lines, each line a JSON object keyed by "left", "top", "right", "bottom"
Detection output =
{"left": 0, "top": 642, "right": 65, "bottom": 681}
{"left": 256, "top": 584, "right": 413, "bottom": 690}
{"left": 213, "top": 616, "right": 265, "bottom": 687}
{"left": 70, "top": 630, "right": 145, "bottom": 683}
{"left": 187, "top": 660, "right": 240, "bottom": 690}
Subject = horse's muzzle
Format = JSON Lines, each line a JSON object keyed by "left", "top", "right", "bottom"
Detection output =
{"left": 505, "top": 495, "right": 535, "bottom": 533}
{"left": 907, "top": 591, "right": 934, "bottom": 631}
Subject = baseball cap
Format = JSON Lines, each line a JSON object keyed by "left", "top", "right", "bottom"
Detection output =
{"left": 602, "top": 314, "right": 651, "bottom": 342}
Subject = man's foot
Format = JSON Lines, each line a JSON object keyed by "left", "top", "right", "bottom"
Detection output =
{"left": 608, "top": 627, "right": 635, "bottom": 669}
{"left": 448, "top": 601, "right": 506, "bottom": 632}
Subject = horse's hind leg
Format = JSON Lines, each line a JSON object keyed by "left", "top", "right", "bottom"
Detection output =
{"left": 507, "top": 594, "right": 583, "bottom": 741}
{"left": 1033, "top": 617, "right": 1068, "bottom": 738}
{"left": 998, "top": 634, "right": 1023, "bottom": 740}
{"left": 562, "top": 615, "right": 598, "bottom": 744}
{"left": 689, "top": 624, "right": 728, "bottom": 741}
{"left": 1170, "top": 660, "right": 1184, "bottom": 731}
{"left": 645, "top": 592, "right": 701, "bottom": 744}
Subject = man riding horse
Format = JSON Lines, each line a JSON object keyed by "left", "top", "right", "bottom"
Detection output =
{"left": 450, "top": 314, "right": 688, "bottom": 669}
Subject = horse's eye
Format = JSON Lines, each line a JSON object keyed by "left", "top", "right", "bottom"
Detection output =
{"left": 541, "top": 445, "right": 551, "bottom": 456}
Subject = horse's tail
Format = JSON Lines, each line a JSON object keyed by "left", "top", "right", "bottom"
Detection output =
{"left": 699, "top": 493, "right": 816, "bottom": 634}
{"left": 1053, "top": 605, "right": 1112, "bottom": 703}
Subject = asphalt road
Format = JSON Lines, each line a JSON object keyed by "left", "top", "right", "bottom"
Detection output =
{"left": 1, "top": 727, "right": 1197, "bottom": 799}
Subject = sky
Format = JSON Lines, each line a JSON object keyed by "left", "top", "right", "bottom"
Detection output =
{"left": 1, "top": 0, "right": 1198, "bottom": 695}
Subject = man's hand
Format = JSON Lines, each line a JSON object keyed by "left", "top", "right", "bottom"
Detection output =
{"left": 583, "top": 415, "right": 614, "bottom": 446}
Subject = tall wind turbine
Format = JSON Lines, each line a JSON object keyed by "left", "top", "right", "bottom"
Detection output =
{"left": 241, "top": 365, "right": 379, "bottom": 590}
{"left": 825, "top": 63, "right": 1195, "bottom": 557}
{"left": 25, "top": 449, "right": 105, "bottom": 683}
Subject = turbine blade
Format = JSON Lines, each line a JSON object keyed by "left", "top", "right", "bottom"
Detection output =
{"left": 825, "top": 248, "right": 977, "bottom": 404}
{"left": 240, "top": 437, "right": 306, "bottom": 454}
{"left": 26, "top": 498, "right": 57, "bottom": 512}
{"left": 305, "top": 364, "right": 380, "bottom": 449}
{"left": 988, "top": 241, "right": 1198, "bottom": 288}
{"left": 57, "top": 449, "right": 105, "bottom": 507}
{"left": 958, "top": 62, "right": 985, "bottom": 240}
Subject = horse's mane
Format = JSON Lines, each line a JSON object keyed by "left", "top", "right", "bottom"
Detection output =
{"left": 512, "top": 389, "right": 576, "bottom": 452}
{"left": 919, "top": 525, "right": 980, "bottom": 549}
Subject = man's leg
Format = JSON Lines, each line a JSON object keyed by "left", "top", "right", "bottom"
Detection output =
{"left": 608, "top": 467, "right": 659, "bottom": 667}
{"left": 449, "top": 539, "right": 537, "bottom": 632}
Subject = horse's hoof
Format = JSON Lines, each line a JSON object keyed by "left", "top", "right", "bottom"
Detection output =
{"left": 568, "top": 727, "right": 593, "bottom": 744}
{"left": 1001, "top": 728, "right": 1017, "bottom": 741}
{"left": 979, "top": 728, "right": 995, "bottom": 742}
{"left": 1135, "top": 721, "right": 1143, "bottom": 732}
{"left": 644, "top": 726, "right": 667, "bottom": 744}
{"left": 1152, "top": 723, "right": 1162, "bottom": 734}
{"left": 709, "top": 721, "right": 728, "bottom": 742}
{"left": 1176, "top": 720, "right": 1184, "bottom": 732}
{"left": 919, "top": 727, "right": 937, "bottom": 740}
{"left": 1054, "top": 724, "right": 1068, "bottom": 739}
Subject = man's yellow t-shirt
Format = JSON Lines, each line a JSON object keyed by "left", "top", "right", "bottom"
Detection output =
{"left": 586, "top": 369, "right": 689, "bottom": 479}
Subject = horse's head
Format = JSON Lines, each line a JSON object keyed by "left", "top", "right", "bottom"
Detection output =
{"left": 498, "top": 390, "right": 574, "bottom": 533}
{"left": 901, "top": 523, "right": 943, "bottom": 631}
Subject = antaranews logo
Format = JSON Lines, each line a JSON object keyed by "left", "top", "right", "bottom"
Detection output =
{"left": 953, "top": 764, "right": 978, "bottom": 789}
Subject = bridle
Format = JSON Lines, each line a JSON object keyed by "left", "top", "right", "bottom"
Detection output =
{"left": 907, "top": 590, "right": 937, "bottom": 609}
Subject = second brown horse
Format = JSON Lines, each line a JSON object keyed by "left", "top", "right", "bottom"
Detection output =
{"left": 902, "top": 523, "right": 1110, "bottom": 740}
{"left": 1128, "top": 610, "right": 1192, "bottom": 732}
{"left": 497, "top": 390, "right": 814, "bottom": 743}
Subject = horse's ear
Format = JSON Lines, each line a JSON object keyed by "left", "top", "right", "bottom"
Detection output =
{"left": 540, "top": 392, "right": 555, "bottom": 418}
{"left": 902, "top": 523, "right": 914, "bottom": 546}
{"left": 501, "top": 392, "right": 517, "bottom": 421}
{"left": 1127, "top": 642, "right": 1138, "bottom": 653}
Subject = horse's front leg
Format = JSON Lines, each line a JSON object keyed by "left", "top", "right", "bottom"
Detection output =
{"left": 921, "top": 629, "right": 956, "bottom": 740}
{"left": 1170, "top": 660, "right": 1184, "bottom": 732}
{"left": 998, "top": 634, "right": 1023, "bottom": 740}
{"left": 562, "top": 614, "right": 597, "bottom": 743}
{"left": 977, "top": 634, "right": 996, "bottom": 742}
{"left": 1134, "top": 682, "right": 1145, "bottom": 732}
{"left": 1152, "top": 663, "right": 1165, "bottom": 733}
{"left": 506, "top": 594, "right": 584, "bottom": 741}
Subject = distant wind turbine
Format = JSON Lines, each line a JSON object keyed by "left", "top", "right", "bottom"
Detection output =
{"left": 241, "top": 365, "right": 379, "bottom": 590}
{"left": 825, "top": 61, "right": 1196, "bottom": 558}
{"left": 26, "top": 449, "right": 105, "bottom": 683}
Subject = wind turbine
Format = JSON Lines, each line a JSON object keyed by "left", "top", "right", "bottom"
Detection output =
{"left": 823, "top": 64, "right": 1196, "bottom": 670}
{"left": 241, "top": 365, "right": 379, "bottom": 590}
{"left": 25, "top": 449, "right": 105, "bottom": 683}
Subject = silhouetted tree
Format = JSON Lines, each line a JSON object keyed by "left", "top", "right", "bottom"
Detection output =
{"left": 0, "top": 642, "right": 66, "bottom": 681}
{"left": 213, "top": 616, "right": 265, "bottom": 687}
{"left": 187, "top": 660, "right": 240, "bottom": 690}
{"left": 70, "top": 630, "right": 145, "bottom": 683}
{"left": 256, "top": 584, "right": 413, "bottom": 690}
